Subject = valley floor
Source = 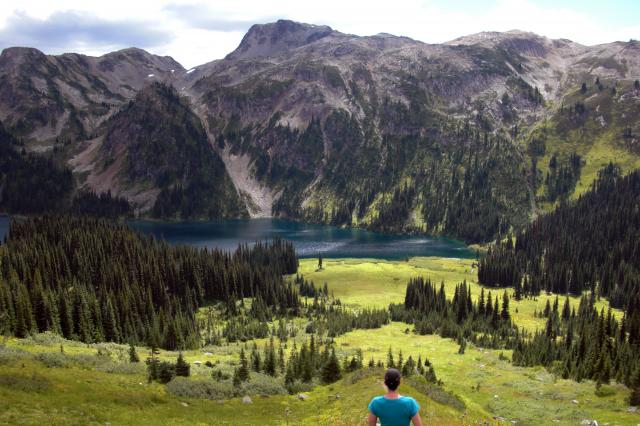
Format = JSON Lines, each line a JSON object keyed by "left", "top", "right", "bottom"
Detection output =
{"left": 1, "top": 257, "right": 637, "bottom": 425}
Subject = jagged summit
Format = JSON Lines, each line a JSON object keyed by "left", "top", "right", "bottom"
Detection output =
{"left": 225, "top": 19, "right": 336, "bottom": 60}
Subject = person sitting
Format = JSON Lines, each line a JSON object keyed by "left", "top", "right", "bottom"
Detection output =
{"left": 368, "top": 368, "right": 423, "bottom": 426}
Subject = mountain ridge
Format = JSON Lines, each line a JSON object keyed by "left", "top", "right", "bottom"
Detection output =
{"left": 1, "top": 21, "right": 639, "bottom": 241}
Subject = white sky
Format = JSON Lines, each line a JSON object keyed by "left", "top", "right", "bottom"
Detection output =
{"left": 0, "top": 0, "right": 638, "bottom": 68}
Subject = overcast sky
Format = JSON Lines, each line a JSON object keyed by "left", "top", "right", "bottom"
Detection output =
{"left": 0, "top": 0, "right": 638, "bottom": 68}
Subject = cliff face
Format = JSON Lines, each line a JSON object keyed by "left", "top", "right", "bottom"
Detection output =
{"left": 2, "top": 21, "right": 640, "bottom": 240}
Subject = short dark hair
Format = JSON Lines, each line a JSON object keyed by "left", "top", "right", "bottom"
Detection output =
{"left": 384, "top": 368, "right": 401, "bottom": 390}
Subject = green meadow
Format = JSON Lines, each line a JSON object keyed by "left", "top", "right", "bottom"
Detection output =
{"left": 0, "top": 257, "right": 636, "bottom": 425}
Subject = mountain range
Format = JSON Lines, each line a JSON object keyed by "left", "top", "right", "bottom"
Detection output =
{"left": 1, "top": 20, "right": 639, "bottom": 242}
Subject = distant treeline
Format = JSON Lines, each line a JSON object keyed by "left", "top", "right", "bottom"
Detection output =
{"left": 478, "top": 164, "right": 639, "bottom": 309}
{"left": 0, "top": 122, "right": 131, "bottom": 218}
{"left": 472, "top": 164, "right": 640, "bottom": 394}
{"left": 0, "top": 216, "right": 299, "bottom": 349}
{"left": 0, "top": 123, "right": 73, "bottom": 214}
{"left": 70, "top": 191, "right": 131, "bottom": 218}
{"left": 512, "top": 292, "right": 640, "bottom": 393}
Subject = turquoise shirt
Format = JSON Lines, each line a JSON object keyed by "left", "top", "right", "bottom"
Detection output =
{"left": 368, "top": 396, "right": 420, "bottom": 426}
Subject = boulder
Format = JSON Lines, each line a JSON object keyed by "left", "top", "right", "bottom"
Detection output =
{"left": 242, "top": 396, "right": 253, "bottom": 404}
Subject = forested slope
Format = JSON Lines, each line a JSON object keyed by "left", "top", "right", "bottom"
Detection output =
{"left": 0, "top": 216, "right": 298, "bottom": 349}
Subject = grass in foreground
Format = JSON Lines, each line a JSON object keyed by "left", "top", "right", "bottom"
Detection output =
{"left": 1, "top": 256, "right": 635, "bottom": 425}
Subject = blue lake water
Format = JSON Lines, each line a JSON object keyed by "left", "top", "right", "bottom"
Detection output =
{"left": 0, "top": 216, "right": 474, "bottom": 260}
{"left": 128, "top": 219, "right": 474, "bottom": 259}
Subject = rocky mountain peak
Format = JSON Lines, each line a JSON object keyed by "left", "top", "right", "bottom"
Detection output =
{"left": 0, "top": 47, "right": 48, "bottom": 68}
{"left": 225, "top": 19, "right": 335, "bottom": 60}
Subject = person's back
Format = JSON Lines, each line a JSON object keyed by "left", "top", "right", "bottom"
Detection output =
{"left": 368, "top": 369, "right": 423, "bottom": 426}
{"left": 368, "top": 395, "right": 419, "bottom": 426}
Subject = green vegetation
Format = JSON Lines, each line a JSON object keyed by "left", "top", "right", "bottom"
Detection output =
{"left": 2, "top": 165, "right": 639, "bottom": 424}
{"left": 101, "top": 82, "right": 246, "bottom": 219}
{"left": 0, "top": 122, "right": 73, "bottom": 214}
{"left": 1, "top": 258, "right": 636, "bottom": 424}
{"left": 526, "top": 79, "right": 640, "bottom": 211}
{"left": 0, "top": 216, "right": 298, "bottom": 348}
{"left": 0, "top": 122, "right": 131, "bottom": 218}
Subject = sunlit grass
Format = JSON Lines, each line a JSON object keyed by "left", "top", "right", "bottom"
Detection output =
{"left": 1, "top": 256, "right": 633, "bottom": 425}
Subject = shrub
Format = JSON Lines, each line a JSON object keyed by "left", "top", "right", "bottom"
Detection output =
{"left": 166, "top": 377, "right": 234, "bottom": 400}
{"left": 69, "top": 354, "right": 112, "bottom": 369}
{"left": 0, "top": 346, "right": 29, "bottom": 365}
{"left": 285, "top": 379, "right": 315, "bottom": 395}
{"left": 23, "top": 332, "right": 69, "bottom": 346}
{"left": 35, "top": 352, "right": 71, "bottom": 368}
{"left": 157, "top": 361, "right": 176, "bottom": 384}
{"left": 239, "top": 373, "right": 287, "bottom": 396}
{"left": 595, "top": 385, "right": 616, "bottom": 397}
{"left": 97, "top": 361, "right": 146, "bottom": 375}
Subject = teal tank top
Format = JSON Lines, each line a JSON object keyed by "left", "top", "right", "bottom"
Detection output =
{"left": 368, "top": 396, "right": 420, "bottom": 426}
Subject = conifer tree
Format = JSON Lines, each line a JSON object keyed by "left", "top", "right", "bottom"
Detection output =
{"left": 501, "top": 291, "right": 510, "bottom": 321}
{"left": 129, "top": 343, "right": 139, "bottom": 363}
{"left": 322, "top": 348, "right": 342, "bottom": 384}
{"left": 232, "top": 367, "right": 241, "bottom": 387}
{"left": 175, "top": 352, "right": 190, "bottom": 377}
{"left": 238, "top": 348, "right": 250, "bottom": 382}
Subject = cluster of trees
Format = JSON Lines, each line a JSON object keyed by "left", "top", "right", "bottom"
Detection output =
{"left": 319, "top": 307, "right": 390, "bottom": 337}
{"left": 478, "top": 164, "right": 640, "bottom": 396}
{"left": 383, "top": 348, "right": 439, "bottom": 384}
{"left": 232, "top": 336, "right": 347, "bottom": 386}
{"left": 512, "top": 292, "right": 640, "bottom": 398}
{"left": 478, "top": 164, "right": 639, "bottom": 308}
{"left": 544, "top": 153, "right": 582, "bottom": 202}
{"left": 0, "top": 121, "right": 132, "bottom": 218}
{"left": 0, "top": 216, "right": 299, "bottom": 349}
{"left": 391, "top": 278, "right": 520, "bottom": 349}
{"left": 232, "top": 337, "right": 441, "bottom": 389}
{"left": 285, "top": 100, "right": 530, "bottom": 243}
{"left": 147, "top": 351, "right": 191, "bottom": 384}
{"left": 372, "top": 184, "right": 416, "bottom": 232}
{"left": 294, "top": 274, "right": 329, "bottom": 298}
{"left": 415, "top": 124, "right": 528, "bottom": 243}
{"left": 70, "top": 191, "right": 131, "bottom": 218}
{"left": 0, "top": 123, "right": 73, "bottom": 214}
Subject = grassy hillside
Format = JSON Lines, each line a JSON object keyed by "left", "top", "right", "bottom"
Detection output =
{"left": 298, "top": 257, "right": 619, "bottom": 331}
{"left": 1, "top": 256, "right": 636, "bottom": 425}
{"left": 525, "top": 79, "right": 640, "bottom": 212}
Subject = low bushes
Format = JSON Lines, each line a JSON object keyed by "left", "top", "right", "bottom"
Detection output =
{"left": 239, "top": 373, "right": 287, "bottom": 396}
{"left": 166, "top": 377, "right": 235, "bottom": 400}
{"left": 166, "top": 373, "right": 287, "bottom": 400}
{"left": 35, "top": 352, "right": 71, "bottom": 368}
